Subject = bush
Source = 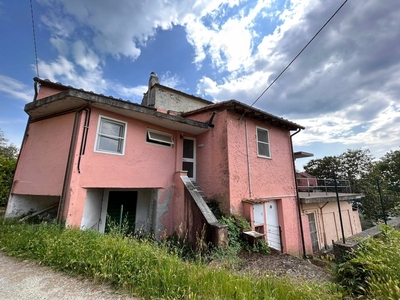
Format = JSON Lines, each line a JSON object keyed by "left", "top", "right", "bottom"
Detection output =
{"left": 334, "top": 225, "right": 400, "bottom": 298}
{"left": 0, "top": 155, "right": 16, "bottom": 207}
{"left": 220, "top": 214, "right": 270, "bottom": 255}
{"left": 0, "top": 218, "right": 342, "bottom": 300}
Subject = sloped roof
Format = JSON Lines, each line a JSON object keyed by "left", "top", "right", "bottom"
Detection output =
{"left": 183, "top": 100, "right": 304, "bottom": 131}
{"left": 32, "top": 77, "right": 304, "bottom": 131}
{"left": 28, "top": 78, "right": 209, "bottom": 135}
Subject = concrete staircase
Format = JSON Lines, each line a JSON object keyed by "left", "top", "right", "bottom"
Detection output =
{"left": 191, "top": 181, "right": 207, "bottom": 202}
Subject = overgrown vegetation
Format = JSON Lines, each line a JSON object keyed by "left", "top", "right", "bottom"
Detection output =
{"left": 334, "top": 225, "right": 400, "bottom": 299}
{"left": 0, "top": 129, "right": 18, "bottom": 207}
{"left": 220, "top": 214, "right": 270, "bottom": 255}
{"left": 0, "top": 218, "right": 342, "bottom": 300}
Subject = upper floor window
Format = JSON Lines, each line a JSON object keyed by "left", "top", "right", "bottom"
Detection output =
{"left": 256, "top": 127, "right": 271, "bottom": 158}
{"left": 95, "top": 116, "right": 126, "bottom": 155}
{"left": 146, "top": 129, "right": 174, "bottom": 147}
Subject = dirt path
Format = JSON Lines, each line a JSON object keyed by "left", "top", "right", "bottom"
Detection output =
{"left": 0, "top": 246, "right": 332, "bottom": 299}
{"left": 0, "top": 252, "right": 137, "bottom": 300}
{"left": 239, "top": 250, "right": 333, "bottom": 281}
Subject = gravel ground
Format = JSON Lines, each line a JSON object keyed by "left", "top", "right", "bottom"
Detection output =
{"left": 239, "top": 250, "right": 333, "bottom": 281}
{"left": 0, "top": 252, "right": 137, "bottom": 300}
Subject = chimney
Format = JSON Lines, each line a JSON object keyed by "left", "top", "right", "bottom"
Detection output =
{"left": 142, "top": 72, "right": 159, "bottom": 107}
{"left": 148, "top": 72, "right": 159, "bottom": 90}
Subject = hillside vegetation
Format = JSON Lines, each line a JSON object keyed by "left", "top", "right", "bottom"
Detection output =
{"left": 0, "top": 219, "right": 342, "bottom": 300}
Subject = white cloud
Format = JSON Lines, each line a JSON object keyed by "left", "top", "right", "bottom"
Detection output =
{"left": 0, "top": 75, "right": 33, "bottom": 102}
{"left": 160, "top": 72, "right": 185, "bottom": 89}
{"left": 33, "top": 0, "right": 400, "bottom": 160}
{"left": 72, "top": 40, "right": 101, "bottom": 71}
{"left": 186, "top": 0, "right": 274, "bottom": 71}
{"left": 38, "top": 55, "right": 106, "bottom": 93}
{"left": 110, "top": 84, "right": 147, "bottom": 101}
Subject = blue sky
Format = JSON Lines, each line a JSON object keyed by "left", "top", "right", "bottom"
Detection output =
{"left": 1, "top": 0, "right": 400, "bottom": 170}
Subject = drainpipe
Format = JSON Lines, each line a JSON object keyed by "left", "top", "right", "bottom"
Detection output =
{"left": 244, "top": 119, "right": 253, "bottom": 198}
{"left": 77, "top": 107, "right": 91, "bottom": 173}
{"left": 290, "top": 128, "right": 307, "bottom": 258}
{"left": 57, "top": 103, "right": 90, "bottom": 223}
{"left": 319, "top": 201, "right": 329, "bottom": 249}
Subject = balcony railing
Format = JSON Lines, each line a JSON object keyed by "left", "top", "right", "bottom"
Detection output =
{"left": 297, "top": 177, "right": 352, "bottom": 196}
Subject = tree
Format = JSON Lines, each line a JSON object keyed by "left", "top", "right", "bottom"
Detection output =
{"left": 378, "top": 150, "right": 400, "bottom": 193}
{"left": 0, "top": 130, "right": 18, "bottom": 159}
{"left": 338, "top": 149, "right": 374, "bottom": 193}
{"left": 303, "top": 155, "right": 341, "bottom": 179}
{"left": 302, "top": 148, "right": 399, "bottom": 222}
{"left": 0, "top": 130, "right": 18, "bottom": 207}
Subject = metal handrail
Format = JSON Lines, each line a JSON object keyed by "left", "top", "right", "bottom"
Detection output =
{"left": 296, "top": 177, "right": 352, "bottom": 196}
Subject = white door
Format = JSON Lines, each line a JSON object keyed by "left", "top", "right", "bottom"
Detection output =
{"left": 182, "top": 138, "right": 196, "bottom": 181}
{"left": 253, "top": 203, "right": 264, "bottom": 227}
{"left": 265, "top": 200, "right": 281, "bottom": 251}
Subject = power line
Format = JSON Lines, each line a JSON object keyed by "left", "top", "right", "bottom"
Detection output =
{"left": 30, "top": 0, "right": 39, "bottom": 78}
{"left": 245, "top": 0, "right": 349, "bottom": 114}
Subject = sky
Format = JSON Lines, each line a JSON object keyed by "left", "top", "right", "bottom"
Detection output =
{"left": 1, "top": 0, "right": 400, "bottom": 170}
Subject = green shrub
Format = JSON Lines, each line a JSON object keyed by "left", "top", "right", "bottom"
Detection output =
{"left": 0, "top": 218, "right": 342, "bottom": 300}
{"left": 220, "top": 214, "right": 270, "bottom": 255}
{"left": 0, "top": 155, "right": 16, "bottom": 207}
{"left": 334, "top": 225, "right": 400, "bottom": 298}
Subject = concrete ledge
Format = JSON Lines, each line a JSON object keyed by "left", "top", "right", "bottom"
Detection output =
{"left": 334, "top": 217, "right": 400, "bottom": 263}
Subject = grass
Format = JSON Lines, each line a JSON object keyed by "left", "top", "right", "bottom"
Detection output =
{"left": 0, "top": 218, "right": 343, "bottom": 300}
{"left": 334, "top": 225, "right": 400, "bottom": 299}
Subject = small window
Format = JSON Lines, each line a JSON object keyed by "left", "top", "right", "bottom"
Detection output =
{"left": 95, "top": 116, "right": 126, "bottom": 155}
{"left": 256, "top": 127, "right": 271, "bottom": 158}
{"left": 146, "top": 129, "right": 174, "bottom": 147}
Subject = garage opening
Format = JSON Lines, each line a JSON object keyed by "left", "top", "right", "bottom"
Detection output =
{"left": 106, "top": 191, "right": 138, "bottom": 233}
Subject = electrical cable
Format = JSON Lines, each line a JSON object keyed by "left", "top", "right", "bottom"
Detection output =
{"left": 30, "top": 0, "right": 40, "bottom": 78}
{"left": 242, "top": 0, "right": 349, "bottom": 117}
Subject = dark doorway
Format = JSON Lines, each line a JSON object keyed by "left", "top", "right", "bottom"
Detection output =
{"left": 307, "top": 213, "right": 319, "bottom": 252}
{"left": 182, "top": 138, "right": 195, "bottom": 180}
{"left": 106, "top": 191, "right": 138, "bottom": 233}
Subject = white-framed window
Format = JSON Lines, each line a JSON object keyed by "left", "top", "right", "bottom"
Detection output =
{"left": 256, "top": 127, "right": 271, "bottom": 158}
{"left": 94, "top": 116, "right": 127, "bottom": 155}
{"left": 146, "top": 129, "right": 174, "bottom": 147}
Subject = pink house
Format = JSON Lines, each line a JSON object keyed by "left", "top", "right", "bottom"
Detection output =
{"left": 6, "top": 72, "right": 361, "bottom": 255}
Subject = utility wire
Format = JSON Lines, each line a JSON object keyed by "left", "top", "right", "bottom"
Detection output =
{"left": 30, "top": 0, "right": 40, "bottom": 78}
{"left": 243, "top": 0, "right": 348, "bottom": 116}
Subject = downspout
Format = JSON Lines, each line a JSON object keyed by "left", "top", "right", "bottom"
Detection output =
{"left": 290, "top": 128, "right": 307, "bottom": 258}
{"left": 77, "top": 107, "right": 91, "bottom": 173}
{"left": 319, "top": 201, "right": 329, "bottom": 249}
{"left": 244, "top": 119, "right": 253, "bottom": 198}
{"left": 57, "top": 103, "right": 90, "bottom": 223}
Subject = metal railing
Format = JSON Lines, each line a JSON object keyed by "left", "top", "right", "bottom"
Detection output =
{"left": 297, "top": 177, "right": 352, "bottom": 196}
{"left": 266, "top": 224, "right": 283, "bottom": 252}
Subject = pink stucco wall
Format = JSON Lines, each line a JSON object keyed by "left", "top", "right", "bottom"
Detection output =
{"left": 226, "top": 114, "right": 297, "bottom": 210}
{"left": 36, "top": 85, "right": 67, "bottom": 100}
{"left": 77, "top": 108, "right": 177, "bottom": 188}
{"left": 224, "top": 113, "right": 301, "bottom": 255}
{"left": 12, "top": 113, "right": 75, "bottom": 196}
{"left": 194, "top": 110, "right": 231, "bottom": 214}
{"left": 186, "top": 109, "right": 303, "bottom": 255}
{"left": 62, "top": 108, "right": 186, "bottom": 231}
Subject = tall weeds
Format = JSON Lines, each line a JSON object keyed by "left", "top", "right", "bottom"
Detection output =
{"left": 334, "top": 225, "right": 400, "bottom": 299}
{"left": 0, "top": 219, "right": 342, "bottom": 299}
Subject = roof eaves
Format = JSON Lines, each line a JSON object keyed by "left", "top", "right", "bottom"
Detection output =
{"left": 26, "top": 89, "right": 209, "bottom": 130}
{"left": 183, "top": 99, "right": 305, "bottom": 130}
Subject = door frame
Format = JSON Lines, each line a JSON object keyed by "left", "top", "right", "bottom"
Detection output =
{"left": 265, "top": 200, "right": 281, "bottom": 251}
{"left": 182, "top": 137, "right": 196, "bottom": 181}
